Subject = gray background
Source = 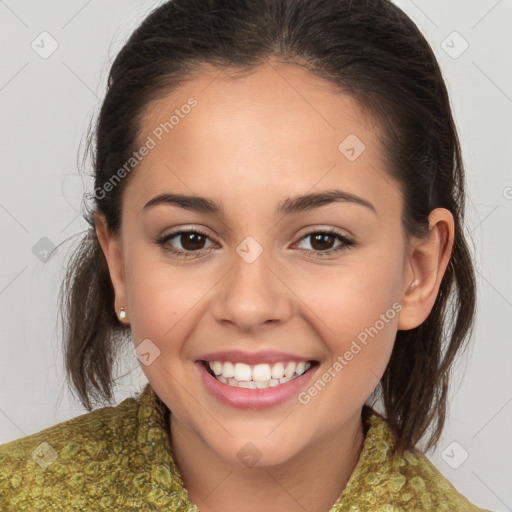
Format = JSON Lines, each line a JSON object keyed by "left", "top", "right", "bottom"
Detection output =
{"left": 0, "top": 1, "right": 511, "bottom": 510}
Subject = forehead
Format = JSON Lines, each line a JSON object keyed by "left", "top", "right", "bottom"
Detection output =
{"left": 138, "top": 61, "right": 378, "bottom": 150}
{"left": 124, "top": 62, "right": 397, "bottom": 217}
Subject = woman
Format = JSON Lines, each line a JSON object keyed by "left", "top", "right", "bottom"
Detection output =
{"left": 0, "top": 0, "right": 492, "bottom": 510}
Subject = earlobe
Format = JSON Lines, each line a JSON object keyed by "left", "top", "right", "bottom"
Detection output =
{"left": 397, "top": 208, "right": 454, "bottom": 330}
{"left": 94, "top": 212, "right": 128, "bottom": 322}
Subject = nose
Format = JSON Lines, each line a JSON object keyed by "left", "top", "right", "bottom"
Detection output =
{"left": 211, "top": 243, "right": 293, "bottom": 333}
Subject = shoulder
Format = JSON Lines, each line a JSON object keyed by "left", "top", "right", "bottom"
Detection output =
{"left": 0, "top": 389, "right": 142, "bottom": 509}
{"left": 393, "top": 448, "right": 492, "bottom": 511}
{"left": 335, "top": 409, "right": 493, "bottom": 512}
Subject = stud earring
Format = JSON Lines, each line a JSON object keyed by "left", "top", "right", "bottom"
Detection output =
{"left": 409, "top": 279, "right": 420, "bottom": 291}
{"left": 119, "top": 307, "right": 127, "bottom": 320}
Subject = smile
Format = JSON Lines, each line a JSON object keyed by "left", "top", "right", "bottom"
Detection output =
{"left": 203, "top": 360, "right": 314, "bottom": 388}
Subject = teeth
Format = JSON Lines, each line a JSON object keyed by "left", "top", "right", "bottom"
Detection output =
{"left": 207, "top": 360, "right": 312, "bottom": 388}
{"left": 234, "top": 362, "right": 252, "bottom": 381}
{"left": 212, "top": 361, "right": 223, "bottom": 376}
{"left": 284, "top": 362, "right": 295, "bottom": 378}
{"left": 222, "top": 361, "right": 235, "bottom": 378}
{"left": 253, "top": 364, "right": 271, "bottom": 381}
{"left": 238, "top": 381, "right": 256, "bottom": 389}
{"left": 271, "top": 362, "right": 285, "bottom": 379}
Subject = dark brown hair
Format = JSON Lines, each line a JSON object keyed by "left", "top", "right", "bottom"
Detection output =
{"left": 59, "top": 0, "right": 476, "bottom": 456}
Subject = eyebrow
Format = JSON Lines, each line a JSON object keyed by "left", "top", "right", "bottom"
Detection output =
{"left": 141, "top": 189, "right": 377, "bottom": 216}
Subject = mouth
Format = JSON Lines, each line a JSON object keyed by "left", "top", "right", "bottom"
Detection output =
{"left": 200, "top": 359, "right": 319, "bottom": 389}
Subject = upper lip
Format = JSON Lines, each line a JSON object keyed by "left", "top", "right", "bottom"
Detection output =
{"left": 198, "top": 350, "right": 315, "bottom": 365}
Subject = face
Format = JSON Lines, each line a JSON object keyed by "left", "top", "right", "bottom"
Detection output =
{"left": 97, "top": 62, "right": 443, "bottom": 468}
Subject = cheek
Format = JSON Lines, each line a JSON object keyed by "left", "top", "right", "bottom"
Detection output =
{"left": 306, "top": 250, "right": 403, "bottom": 330}
{"left": 123, "top": 247, "right": 207, "bottom": 349}
{"left": 298, "top": 247, "right": 404, "bottom": 371}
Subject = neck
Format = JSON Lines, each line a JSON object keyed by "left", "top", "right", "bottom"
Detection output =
{"left": 169, "top": 409, "right": 367, "bottom": 512}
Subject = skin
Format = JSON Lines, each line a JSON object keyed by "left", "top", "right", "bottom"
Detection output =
{"left": 95, "top": 61, "right": 454, "bottom": 512}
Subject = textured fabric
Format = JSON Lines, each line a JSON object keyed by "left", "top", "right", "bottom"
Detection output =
{"left": 0, "top": 383, "right": 491, "bottom": 511}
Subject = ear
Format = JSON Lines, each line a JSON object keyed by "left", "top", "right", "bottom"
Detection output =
{"left": 94, "top": 211, "right": 129, "bottom": 324}
{"left": 397, "top": 208, "right": 455, "bottom": 330}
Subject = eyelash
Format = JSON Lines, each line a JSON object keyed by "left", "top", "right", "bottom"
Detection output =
{"left": 154, "top": 228, "right": 356, "bottom": 259}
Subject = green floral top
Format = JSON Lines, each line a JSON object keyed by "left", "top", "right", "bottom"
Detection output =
{"left": 0, "top": 382, "right": 491, "bottom": 511}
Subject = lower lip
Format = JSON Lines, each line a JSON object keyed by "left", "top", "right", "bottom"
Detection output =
{"left": 196, "top": 361, "right": 318, "bottom": 409}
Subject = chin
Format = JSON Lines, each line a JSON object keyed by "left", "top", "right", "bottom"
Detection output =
{"left": 208, "top": 432, "right": 308, "bottom": 469}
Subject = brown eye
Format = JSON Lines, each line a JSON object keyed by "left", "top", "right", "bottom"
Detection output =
{"left": 309, "top": 233, "right": 336, "bottom": 251}
{"left": 179, "top": 232, "right": 207, "bottom": 251}
{"left": 155, "top": 229, "right": 215, "bottom": 259}
{"left": 295, "top": 229, "right": 355, "bottom": 258}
